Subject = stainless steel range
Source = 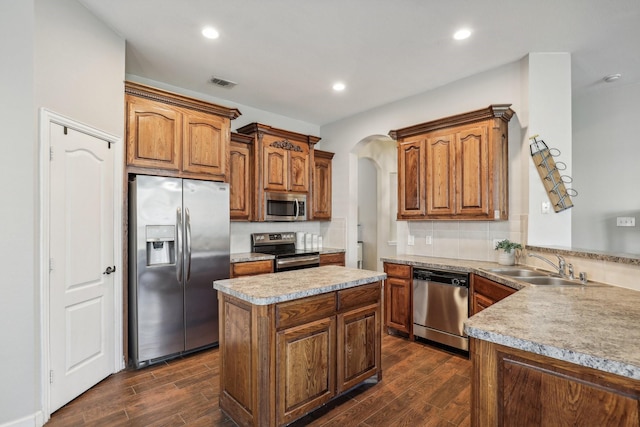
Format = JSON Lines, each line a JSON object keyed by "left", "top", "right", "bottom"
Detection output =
{"left": 251, "top": 232, "right": 320, "bottom": 272}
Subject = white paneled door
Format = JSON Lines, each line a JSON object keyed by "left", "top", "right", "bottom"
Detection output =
{"left": 49, "top": 122, "right": 115, "bottom": 412}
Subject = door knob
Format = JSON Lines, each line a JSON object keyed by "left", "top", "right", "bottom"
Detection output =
{"left": 103, "top": 266, "right": 116, "bottom": 275}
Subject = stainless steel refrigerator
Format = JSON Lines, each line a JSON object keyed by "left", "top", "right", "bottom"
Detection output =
{"left": 129, "top": 175, "right": 229, "bottom": 368}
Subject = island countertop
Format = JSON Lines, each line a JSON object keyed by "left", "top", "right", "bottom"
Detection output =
{"left": 214, "top": 265, "right": 386, "bottom": 305}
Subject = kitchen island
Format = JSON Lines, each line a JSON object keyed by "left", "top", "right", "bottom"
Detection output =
{"left": 213, "top": 266, "right": 386, "bottom": 427}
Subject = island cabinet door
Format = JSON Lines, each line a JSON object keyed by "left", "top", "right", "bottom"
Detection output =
{"left": 276, "top": 316, "right": 336, "bottom": 426}
{"left": 336, "top": 303, "right": 381, "bottom": 394}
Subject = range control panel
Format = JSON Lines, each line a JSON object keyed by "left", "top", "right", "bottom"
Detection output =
{"left": 252, "top": 232, "right": 296, "bottom": 246}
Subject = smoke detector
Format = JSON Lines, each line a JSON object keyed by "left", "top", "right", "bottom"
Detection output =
{"left": 209, "top": 76, "right": 237, "bottom": 89}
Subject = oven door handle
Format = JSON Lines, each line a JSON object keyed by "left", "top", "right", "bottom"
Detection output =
{"left": 277, "top": 255, "right": 320, "bottom": 267}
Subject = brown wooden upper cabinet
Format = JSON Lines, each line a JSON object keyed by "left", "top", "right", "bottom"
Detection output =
{"left": 390, "top": 105, "right": 514, "bottom": 220}
{"left": 312, "top": 149, "right": 334, "bottom": 220}
{"left": 236, "top": 123, "right": 321, "bottom": 221}
{"left": 125, "top": 81, "right": 241, "bottom": 182}
{"left": 229, "top": 132, "right": 253, "bottom": 221}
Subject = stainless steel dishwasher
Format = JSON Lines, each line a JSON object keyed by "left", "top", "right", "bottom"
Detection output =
{"left": 413, "top": 268, "right": 469, "bottom": 351}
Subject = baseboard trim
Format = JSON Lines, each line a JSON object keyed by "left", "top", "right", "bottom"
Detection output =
{"left": 0, "top": 411, "right": 44, "bottom": 427}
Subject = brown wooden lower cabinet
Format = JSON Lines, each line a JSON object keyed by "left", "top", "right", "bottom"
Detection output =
{"left": 218, "top": 282, "right": 382, "bottom": 427}
{"left": 471, "top": 338, "right": 640, "bottom": 426}
{"left": 320, "top": 252, "right": 345, "bottom": 266}
{"left": 229, "top": 259, "right": 274, "bottom": 278}
{"left": 470, "top": 274, "right": 516, "bottom": 315}
{"left": 383, "top": 262, "right": 413, "bottom": 339}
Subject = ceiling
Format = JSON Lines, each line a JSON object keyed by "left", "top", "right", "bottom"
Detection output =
{"left": 79, "top": 0, "right": 640, "bottom": 126}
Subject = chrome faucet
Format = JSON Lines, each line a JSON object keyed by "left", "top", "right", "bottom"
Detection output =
{"left": 528, "top": 253, "right": 567, "bottom": 277}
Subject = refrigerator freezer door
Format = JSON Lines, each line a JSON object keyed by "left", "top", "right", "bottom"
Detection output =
{"left": 183, "top": 180, "right": 229, "bottom": 350}
{"left": 131, "top": 175, "right": 185, "bottom": 364}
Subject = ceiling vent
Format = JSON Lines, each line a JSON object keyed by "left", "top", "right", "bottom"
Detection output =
{"left": 209, "top": 76, "right": 237, "bottom": 89}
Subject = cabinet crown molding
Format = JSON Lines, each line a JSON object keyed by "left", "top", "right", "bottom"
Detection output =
{"left": 388, "top": 104, "right": 514, "bottom": 140}
{"left": 125, "top": 81, "right": 241, "bottom": 119}
{"left": 236, "top": 122, "right": 321, "bottom": 146}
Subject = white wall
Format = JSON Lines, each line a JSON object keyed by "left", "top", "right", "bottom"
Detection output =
{"left": 0, "top": 1, "right": 37, "bottom": 424}
{"left": 527, "top": 53, "right": 572, "bottom": 247}
{"left": 573, "top": 82, "right": 640, "bottom": 254}
{"left": 35, "top": 0, "right": 125, "bottom": 137}
{"left": 0, "top": 1, "right": 125, "bottom": 424}
{"left": 320, "top": 61, "right": 528, "bottom": 266}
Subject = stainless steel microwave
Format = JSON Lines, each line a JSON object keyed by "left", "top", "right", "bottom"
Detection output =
{"left": 264, "top": 192, "right": 307, "bottom": 221}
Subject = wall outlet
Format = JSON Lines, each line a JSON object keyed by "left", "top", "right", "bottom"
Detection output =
{"left": 425, "top": 236, "right": 432, "bottom": 245}
{"left": 408, "top": 235, "right": 415, "bottom": 245}
{"left": 541, "top": 201, "right": 551, "bottom": 214}
{"left": 616, "top": 217, "right": 636, "bottom": 227}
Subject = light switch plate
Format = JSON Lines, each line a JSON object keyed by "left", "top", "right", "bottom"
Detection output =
{"left": 425, "top": 236, "right": 432, "bottom": 245}
{"left": 541, "top": 201, "right": 551, "bottom": 214}
{"left": 408, "top": 235, "right": 415, "bottom": 245}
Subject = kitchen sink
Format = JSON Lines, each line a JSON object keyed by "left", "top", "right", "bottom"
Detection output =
{"left": 518, "top": 276, "right": 592, "bottom": 287}
{"left": 485, "top": 267, "right": 609, "bottom": 287}
{"left": 485, "top": 268, "right": 550, "bottom": 277}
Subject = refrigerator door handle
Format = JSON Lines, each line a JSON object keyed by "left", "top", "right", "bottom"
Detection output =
{"left": 176, "top": 207, "right": 183, "bottom": 285}
{"left": 185, "top": 207, "right": 192, "bottom": 283}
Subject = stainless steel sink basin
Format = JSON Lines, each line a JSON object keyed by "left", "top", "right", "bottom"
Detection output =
{"left": 486, "top": 268, "right": 549, "bottom": 277}
{"left": 518, "top": 276, "right": 586, "bottom": 286}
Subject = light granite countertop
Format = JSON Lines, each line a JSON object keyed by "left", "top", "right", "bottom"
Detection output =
{"left": 214, "top": 265, "right": 385, "bottom": 305}
{"left": 230, "top": 252, "right": 275, "bottom": 263}
{"left": 383, "top": 254, "right": 640, "bottom": 380}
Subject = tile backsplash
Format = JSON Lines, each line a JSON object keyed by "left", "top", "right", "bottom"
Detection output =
{"left": 397, "top": 216, "right": 526, "bottom": 263}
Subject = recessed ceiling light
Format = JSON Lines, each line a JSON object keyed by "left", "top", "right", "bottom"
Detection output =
{"left": 453, "top": 28, "right": 472, "bottom": 40}
{"left": 202, "top": 27, "right": 219, "bottom": 39}
{"left": 603, "top": 73, "right": 622, "bottom": 83}
{"left": 333, "top": 82, "right": 346, "bottom": 92}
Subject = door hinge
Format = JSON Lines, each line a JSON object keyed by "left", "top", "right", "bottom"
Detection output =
{"left": 49, "top": 258, "right": 54, "bottom": 272}
{"left": 50, "top": 370, "right": 54, "bottom": 384}
{"left": 49, "top": 147, "right": 53, "bottom": 161}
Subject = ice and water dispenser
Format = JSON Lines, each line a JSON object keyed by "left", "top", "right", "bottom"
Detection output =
{"left": 146, "top": 225, "right": 176, "bottom": 266}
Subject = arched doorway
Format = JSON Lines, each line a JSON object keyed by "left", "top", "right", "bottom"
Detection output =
{"left": 352, "top": 135, "right": 396, "bottom": 271}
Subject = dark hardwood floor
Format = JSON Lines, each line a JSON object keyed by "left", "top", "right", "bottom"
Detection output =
{"left": 47, "top": 334, "right": 471, "bottom": 426}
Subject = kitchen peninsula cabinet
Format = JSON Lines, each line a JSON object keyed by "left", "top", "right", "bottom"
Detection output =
{"left": 125, "top": 82, "right": 240, "bottom": 181}
{"left": 236, "top": 123, "right": 320, "bottom": 221}
{"left": 472, "top": 339, "right": 640, "bottom": 426}
{"left": 470, "top": 274, "right": 516, "bottom": 315}
{"left": 214, "top": 267, "right": 384, "bottom": 427}
{"left": 229, "top": 132, "right": 253, "bottom": 220}
{"left": 390, "top": 104, "right": 514, "bottom": 220}
{"left": 383, "top": 262, "right": 412, "bottom": 339}
{"left": 311, "top": 149, "right": 334, "bottom": 220}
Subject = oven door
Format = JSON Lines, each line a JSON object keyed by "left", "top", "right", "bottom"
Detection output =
{"left": 275, "top": 254, "right": 320, "bottom": 272}
{"left": 264, "top": 192, "right": 307, "bottom": 221}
